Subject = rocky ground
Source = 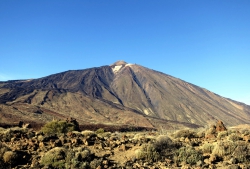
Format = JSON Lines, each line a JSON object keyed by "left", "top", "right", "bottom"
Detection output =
{"left": 0, "top": 120, "right": 250, "bottom": 169}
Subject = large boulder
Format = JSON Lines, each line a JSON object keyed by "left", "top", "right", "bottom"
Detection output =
{"left": 216, "top": 120, "right": 227, "bottom": 132}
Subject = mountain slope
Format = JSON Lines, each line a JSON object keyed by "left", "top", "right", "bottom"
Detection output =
{"left": 0, "top": 61, "right": 249, "bottom": 129}
{"left": 109, "top": 62, "right": 250, "bottom": 125}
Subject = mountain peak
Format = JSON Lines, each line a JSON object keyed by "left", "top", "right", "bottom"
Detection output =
{"left": 110, "top": 60, "right": 133, "bottom": 73}
{"left": 110, "top": 60, "right": 128, "bottom": 66}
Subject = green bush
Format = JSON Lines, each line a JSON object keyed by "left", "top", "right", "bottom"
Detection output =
{"left": 3, "top": 151, "right": 20, "bottom": 167}
{"left": 228, "top": 133, "right": 242, "bottom": 142}
{"left": 96, "top": 128, "right": 105, "bottom": 134}
{"left": 81, "top": 130, "right": 96, "bottom": 137}
{"left": 154, "top": 135, "right": 173, "bottom": 150}
{"left": 98, "top": 132, "right": 112, "bottom": 140}
{"left": 201, "top": 142, "right": 215, "bottom": 154}
{"left": 41, "top": 120, "right": 77, "bottom": 135}
{"left": 174, "top": 146, "right": 203, "bottom": 165}
{"left": 65, "top": 147, "right": 93, "bottom": 169}
{"left": 196, "top": 130, "right": 205, "bottom": 138}
{"left": 0, "top": 142, "right": 10, "bottom": 158}
{"left": 153, "top": 135, "right": 178, "bottom": 158}
{"left": 212, "top": 141, "right": 237, "bottom": 159}
{"left": 0, "top": 142, "right": 10, "bottom": 168}
{"left": 217, "top": 131, "right": 229, "bottom": 139}
{"left": 136, "top": 135, "right": 179, "bottom": 162}
{"left": 232, "top": 141, "right": 250, "bottom": 163}
{"left": 90, "top": 158, "right": 102, "bottom": 169}
{"left": 241, "top": 129, "right": 250, "bottom": 136}
{"left": 174, "top": 129, "right": 197, "bottom": 139}
{"left": 212, "top": 140, "right": 250, "bottom": 163}
{"left": 40, "top": 145, "right": 103, "bottom": 169}
{"left": 0, "top": 127, "right": 28, "bottom": 142}
{"left": 136, "top": 144, "right": 160, "bottom": 162}
{"left": 40, "top": 147, "right": 66, "bottom": 168}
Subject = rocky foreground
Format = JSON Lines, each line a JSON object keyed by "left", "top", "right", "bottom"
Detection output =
{"left": 0, "top": 120, "right": 250, "bottom": 169}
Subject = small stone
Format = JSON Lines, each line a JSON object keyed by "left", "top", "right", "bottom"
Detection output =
{"left": 229, "top": 157, "right": 237, "bottom": 164}
{"left": 102, "top": 160, "right": 109, "bottom": 165}
{"left": 196, "top": 160, "right": 203, "bottom": 166}
{"left": 96, "top": 165, "right": 102, "bottom": 169}
{"left": 204, "top": 159, "right": 209, "bottom": 164}
{"left": 209, "top": 154, "right": 217, "bottom": 164}
{"left": 119, "top": 144, "right": 127, "bottom": 151}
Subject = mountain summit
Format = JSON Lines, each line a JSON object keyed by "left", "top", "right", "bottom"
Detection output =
{"left": 0, "top": 61, "right": 250, "bottom": 129}
{"left": 110, "top": 60, "right": 128, "bottom": 66}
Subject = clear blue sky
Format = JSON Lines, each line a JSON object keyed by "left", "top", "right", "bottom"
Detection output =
{"left": 0, "top": 0, "right": 249, "bottom": 105}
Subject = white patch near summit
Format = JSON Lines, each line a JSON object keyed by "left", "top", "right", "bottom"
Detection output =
{"left": 125, "top": 63, "right": 133, "bottom": 67}
{"left": 112, "top": 63, "right": 134, "bottom": 73}
{"left": 112, "top": 65, "right": 123, "bottom": 73}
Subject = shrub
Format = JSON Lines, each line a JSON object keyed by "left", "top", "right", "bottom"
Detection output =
{"left": 90, "top": 158, "right": 102, "bottom": 169}
{"left": 201, "top": 142, "right": 215, "bottom": 154}
{"left": 96, "top": 128, "right": 105, "bottom": 134}
{"left": 0, "top": 127, "right": 28, "bottom": 142}
{"left": 228, "top": 133, "right": 242, "bottom": 142}
{"left": 3, "top": 151, "right": 18, "bottom": 167}
{"left": 153, "top": 135, "right": 178, "bottom": 158}
{"left": 81, "top": 130, "right": 96, "bottom": 137}
{"left": 232, "top": 141, "right": 250, "bottom": 163}
{"left": 41, "top": 120, "right": 77, "bottom": 135}
{"left": 174, "top": 146, "right": 203, "bottom": 165}
{"left": 154, "top": 135, "right": 173, "bottom": 150}
{"left": 0, "top": 142, "right": 10, "bottom": 158}
{"left": 174, "top": 129, "right": 197, "bottom": 139}
{"left": 133, "top": 133, "right": 145, "bottom": 141}
{"left": 99, "top": 131, "right": 112, "bottom": 139}
{"left": 196, "top": 130, "right": 205, "bottom": 138}
{"left": 40, "top": 147, "right": 66, "bottom": 168}
{"left": 0, "top": 141, "right": 101, "bottom": 169}
{"left": 135, "top": 135, "right": 179, "bottom": 162}
{"left": 241, "top": 129, "right": 250, "bottom": 136}
{"left": 0, "top": 142, "right": 10, "bottom": 168}
{"left": 136, "top": 144, "right": 160, "bottom": 162}
{"left": 65, "top": 147, "right": 93, "bottom": 169}
{"left": 212, "top": 141, "right": 237, "bottom": 160}
{"left": 217, "top": 131, "right": 229, "bottom": 139}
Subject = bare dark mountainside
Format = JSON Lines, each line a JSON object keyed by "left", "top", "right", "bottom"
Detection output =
{"left": 0, "top": 61, "right": 250, "bottom": 129}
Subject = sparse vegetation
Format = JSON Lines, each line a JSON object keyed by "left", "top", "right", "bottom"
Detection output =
{"left": 227, "top": 133, "right": 241, "bottom": 141}
{"left": 3, "top": 151, "right": 18, "bottom": 167}
{"left": 0, "top": 127, "right": 28, "bottom": 142}
{"left": 96, "top": 128, "right": 105, "bottom": 134}
{"left": 0, "top": 120, "right": 250, "bottom": 168}
{"left": 173, "top": 129, "right": 197, "bottom": 139}
{"left": 153, "top": 135, "right": 179, "bottom": 159}
{"left": 0, "top": 142, "right": 10, "bottom": 168}
{"left": 233, "top": 141, "right": 250, "bottom": 163}
{"left": 40, "top": 147, "right": 66, "bottom": 168}
{"left": 217, "top": 130, "right": 229, "bottom": 139}
{"left": 65, "top": 147, "right": 94, "bottom": 169}
{"left": 136, "top": 143, "right": 160, "bottom": 162}
{"left": 81, "top": 130, "right": 96, "bottom": 137}
{"left": 212, "top": 141, "right": 237, "bottom": 159}
{"left": 174, "top": 146, "right": 203, "bottom": 165}
{"left": 41, "top": 120, "right": 78, "bottom": 135}
{"left": 201, "top": 142, "right": 215, "bottom": 154}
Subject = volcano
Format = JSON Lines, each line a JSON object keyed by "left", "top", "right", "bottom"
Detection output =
{"left": 0, "top": 61, "right": 249, "bottom": 130}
